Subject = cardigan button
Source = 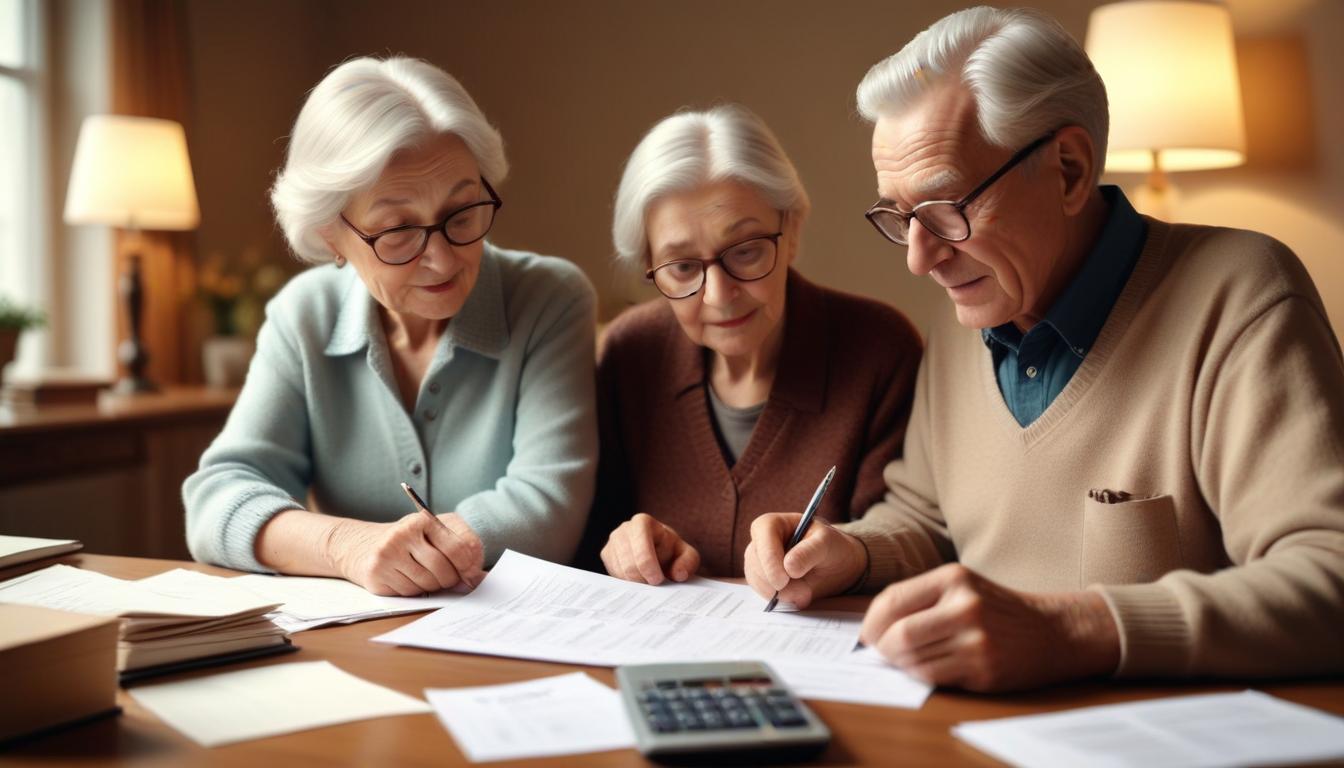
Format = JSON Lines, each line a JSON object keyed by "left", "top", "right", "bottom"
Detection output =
{"left": 410, "top": 462, "right": 423, "bottom": 476}
{"left": 428, "top": 381, "right": 441, "bottom": 394}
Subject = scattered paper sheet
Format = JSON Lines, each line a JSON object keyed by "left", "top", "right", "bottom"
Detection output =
{"left": 135, "top": 569, "right": 462, "bottom": 633}
{"left": 231, "top": 572, "right": 462, "bottom": 630}
{"left": 769, "top": 646, "right": 933, "bottom": 709}
{"left": 0, "top": 565, "right": 276, "bottom": 618}
{"left": 373, "top": 550, "right": 862, "bottom": 667}
{"left": 426, "top": 672, "right": 634, "bottom": 762}
{"left": 952, "top": 690, "right": 1344, "bottom": 768}
{"left": 136, "top": 569, "right": 291, "bottom": 615}
{"left": 128, "top": 660, "right": 430, "bottom": 747}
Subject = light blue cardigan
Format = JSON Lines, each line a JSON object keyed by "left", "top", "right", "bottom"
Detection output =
{"left": 183, "top": 243, "right": 598, "bottom": 572}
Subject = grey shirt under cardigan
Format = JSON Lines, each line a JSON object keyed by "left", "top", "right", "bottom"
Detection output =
{"left": 183, "top": 243, "right": 599, "bottom": 573}
{"left": 706, "top": 385, "right": 764, "bottom": 465}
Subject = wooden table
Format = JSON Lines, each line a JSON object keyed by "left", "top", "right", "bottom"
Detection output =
{"left": 3, "top": 553, "right": 1342, "bottom": 767}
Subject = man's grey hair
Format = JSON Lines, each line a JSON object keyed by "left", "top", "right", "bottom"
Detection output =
{"left": 271, "top": 56, "right": 508, "bottom": 264}
{"left": 612, "top": 105, "right": 810, "bottom": 271}
{"left": 857, "top": 6, "right": 1108, "bottom": 183}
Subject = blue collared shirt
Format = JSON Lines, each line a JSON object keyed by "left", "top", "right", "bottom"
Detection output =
{"left": 982, "top": 186, "right": 1147, "bottom": 426}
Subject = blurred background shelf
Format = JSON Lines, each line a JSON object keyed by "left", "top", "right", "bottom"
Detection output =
{"left": 0, "top": 387, "right": 237, "bottom": 559}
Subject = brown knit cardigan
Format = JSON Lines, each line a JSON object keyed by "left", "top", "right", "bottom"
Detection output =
{"left": 575, "top": 269, "right": 923, "bottom": 576}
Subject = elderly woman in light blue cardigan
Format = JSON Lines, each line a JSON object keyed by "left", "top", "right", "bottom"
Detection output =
{"left": 183, "top": 56, "right": 598, "bottom": 596}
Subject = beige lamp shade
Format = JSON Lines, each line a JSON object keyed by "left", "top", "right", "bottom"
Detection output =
{"left": 1085, "top": 1, "right": 1246, "bottom": 173}
{"left": 64, "top": 115, "right": 200, "bottom": 231}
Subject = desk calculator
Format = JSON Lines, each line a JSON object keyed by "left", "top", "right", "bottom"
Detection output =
{"left": 615, "top": 660, "right": 831, "bottom": 763}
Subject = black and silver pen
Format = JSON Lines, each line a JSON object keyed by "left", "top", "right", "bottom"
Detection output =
{"left": 764, "top": 465, "right": 837, "bottom": 612}
{"left": 400, "top": 482, "right": 479, "bottom": 590}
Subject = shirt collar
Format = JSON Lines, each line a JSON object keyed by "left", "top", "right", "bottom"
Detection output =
{"left": 982, "top": 185, "right": 1146, "bottom": 358}
{"left": 324, "top": 242, "right": 510, "bottom": 359}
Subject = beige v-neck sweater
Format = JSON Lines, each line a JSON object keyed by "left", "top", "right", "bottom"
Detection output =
{"left": 840, "top": 219, "right": 1344, "bottom": 679}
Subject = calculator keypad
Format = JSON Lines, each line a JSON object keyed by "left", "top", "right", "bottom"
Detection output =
{"left": 637, "top": 677, "right": 810, "bottom": 734}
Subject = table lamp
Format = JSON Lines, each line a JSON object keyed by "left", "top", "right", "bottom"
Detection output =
{"left": 1085, "top": 0, "right": 1246, "bottom": 218}
{"left": 63, "top": 115, "right": 200, "bottom": 394}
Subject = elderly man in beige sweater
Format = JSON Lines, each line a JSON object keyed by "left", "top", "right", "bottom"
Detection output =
{"left": 746, "top": 6, "right": 1344, "bottom": 692}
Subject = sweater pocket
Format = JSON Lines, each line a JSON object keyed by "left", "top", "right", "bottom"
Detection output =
{"left": 1081, "top": 493, "right": 1183, "bottom": 586}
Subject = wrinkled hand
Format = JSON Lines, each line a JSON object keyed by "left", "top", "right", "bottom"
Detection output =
{"left": 329, "top": 512, "right": 486, "bottom": 596}
{"left": 744, "top": 513, "right": 868, "bottom": 609}
{"left": 861, "top": 563, "right": 1120, "bottom": 692}
{"left": 601, "top": 513, "right": 701, "bottom": 585}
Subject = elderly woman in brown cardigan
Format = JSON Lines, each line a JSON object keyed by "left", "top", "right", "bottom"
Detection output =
{"left": 575, "top": 105, "right": 923, "bottom": 582}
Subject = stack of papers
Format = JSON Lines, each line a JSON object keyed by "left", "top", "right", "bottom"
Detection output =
{"left": 953, "top": 690, "right": 1344, "bottom": 768}
{"left": 130, "top": 568, "right": 463, "bottom": 633}
{"left": 0, "top": 565, "right": 287, "bottom": 675}
{"left": 228, "top": 573, "right": 463, "bottom": 632}
{"left": 374, "top": 550, "right": 932, "bottom": 709}
{"left": 129, "top": 660, "right": 431, "bottom": 747}
{"left": 375, "top": 550, "right": 862, "bottom": 666}
{"left": 426, "top": 673, "right": 634, "bottom": 761}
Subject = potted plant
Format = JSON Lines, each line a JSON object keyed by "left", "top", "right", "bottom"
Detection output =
{"left": 197, "top": 247, "right": 290, "bottom": 388}
{"left": 0, "top": 297, "right": 45, "bottom": 380}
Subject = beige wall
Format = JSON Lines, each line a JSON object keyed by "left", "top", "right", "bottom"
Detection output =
{"left": 182, "top": 0, "right": 1344, "bottom": 336}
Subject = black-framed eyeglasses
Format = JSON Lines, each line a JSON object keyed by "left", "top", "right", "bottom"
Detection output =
{"left": 864, "top": 132, "right": 1054, "bottom": 246}
{"left": 340, "top": 177, "right": 503, "bottom": 266}
{"left": 645, "top": 231, "right": 783, "bottom": 300}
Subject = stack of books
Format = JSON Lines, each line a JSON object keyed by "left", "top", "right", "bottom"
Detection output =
{"left": 0, "top": 370, "right": 110, "bottom": 410}
{"left": 0, "top": 564, "right": 293, "bottom": 683}
{"left": 0, "top": 535, "right": 83, "bottom": 569}
{"left": 0, "top": 604, "right": 119, "bottom": 743}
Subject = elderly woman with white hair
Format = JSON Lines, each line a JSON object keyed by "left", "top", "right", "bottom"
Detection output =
{"left": 575, "top": 105, "right": 923, "bottom": 583}
{"left": 184, "top": 56, "right": 598, "bottom": 596}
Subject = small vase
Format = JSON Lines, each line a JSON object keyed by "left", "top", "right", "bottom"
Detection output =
{"left": 202, "top": 335, "right": 255, "bottom": 389}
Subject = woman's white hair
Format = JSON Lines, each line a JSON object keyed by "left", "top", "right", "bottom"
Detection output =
{"left": 271, "top": 56, "right": 508, "bottom": 264}
{"left": 612, "top": 105, "right": 810, "bottom": 270}
{"left": 856, "top": 6, "right": 1108, "bottom": 183}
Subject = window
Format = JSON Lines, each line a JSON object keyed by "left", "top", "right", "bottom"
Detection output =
{"left": 0, "top": 0, "right": 46, "bottom": 368}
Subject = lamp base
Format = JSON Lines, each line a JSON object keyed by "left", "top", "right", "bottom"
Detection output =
{"left": 116, "top": 249, "right": 156, "bottom": 396}
{"left": 1129, "top": 155, "right": 1183, "bottom": 221}
{"left": 1131, "top": 181, "right": 1181, "bottom": 221}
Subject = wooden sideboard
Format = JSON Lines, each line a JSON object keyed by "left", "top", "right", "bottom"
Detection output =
{"left": 0, "top": 387, "right": 237, "bottom": 559}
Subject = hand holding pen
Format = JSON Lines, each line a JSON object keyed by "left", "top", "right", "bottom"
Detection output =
{"left": 397, "top": 482, "right": 487, "bottom": 592}
{"left": 764, "top": 466, "right": 835, "bottom": 612}
{"left": 744, "top": 465, "right": 872, "bottom": 611}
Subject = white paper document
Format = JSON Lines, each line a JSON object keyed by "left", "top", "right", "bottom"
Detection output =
{"left": 373, "top": 550, "right": 862, "bottom": 667}
{"left": 134, "top": 568, "right": 461, "bottom": 633}
{"left": 426, "top": 672, "right": 634, "bottom": 762}
{"left": 952, "top": 690, "right": 1344, "bottom": 768}
{"left": 128, "top": 660, "right": 431, "bottom": 747}
{"left": 769, "top": 646, "right": 933, "bottom": 709}
{"left": 0, "top": 564, "right": 277, "bottom": 618}
{"left": 230, "top": 572, "right": 463, "bottom": 631}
